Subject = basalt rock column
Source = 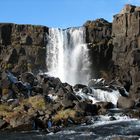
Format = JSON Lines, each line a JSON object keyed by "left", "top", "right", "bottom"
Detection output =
{"left": 112, "top": 4, "right": 140, "bottom": 94}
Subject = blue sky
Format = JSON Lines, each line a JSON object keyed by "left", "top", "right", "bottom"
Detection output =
{"left": 0, "top": 0, "right": 140, "bottom": 28}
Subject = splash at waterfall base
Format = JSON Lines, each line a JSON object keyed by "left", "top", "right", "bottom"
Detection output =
{"left": 0, "top": 70, "right": 140, "bottom": 138}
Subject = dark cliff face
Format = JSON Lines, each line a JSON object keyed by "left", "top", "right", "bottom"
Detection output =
{"left": 84, "top": 19, "right": 113, "bottom": 80}
{"left": 84, "top": 4, "right": 140, "bottom": 95}
{"left": 0, "top": 24, "right": 48, "bottom": 74}
{"left": 112, "top": 4, "right": 140, "bottom": 94}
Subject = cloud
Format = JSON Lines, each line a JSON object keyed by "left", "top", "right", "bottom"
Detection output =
{"left": 127, "top": 0, "right": 140, "bottom": 4}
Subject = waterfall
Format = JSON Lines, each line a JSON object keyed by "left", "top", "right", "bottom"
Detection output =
{"left": 46, "top": 27, "right": 91, "bottom": 85}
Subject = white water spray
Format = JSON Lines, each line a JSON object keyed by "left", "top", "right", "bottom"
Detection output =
{"left": 46, "top": 27, "right": 90, "bottom": 85}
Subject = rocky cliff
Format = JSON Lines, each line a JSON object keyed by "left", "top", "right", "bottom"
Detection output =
{"left": 0, "top": 24, "right": 48, "bottom": 75}
{"left": 84, "top": 18, "right": 112, "bottom": 80}
{"left": 84, "top": 4, "right": 140, "bottom": 96}
{"left": 112, "top": 4, "right": 140, "bottom": 95}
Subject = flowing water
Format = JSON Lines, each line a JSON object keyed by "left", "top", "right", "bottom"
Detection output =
{"left": 1, "top": 117, "right": 140, "bottom": 140}
{"left": 46, "top": 27, "right": 90, "bottom": 85}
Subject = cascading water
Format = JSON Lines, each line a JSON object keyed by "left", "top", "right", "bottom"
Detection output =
{"left": 46, "top": 27, "right": 90, "bottom": 85}
{"left": 46, "top": 27, "right": 123, "bottom": 105}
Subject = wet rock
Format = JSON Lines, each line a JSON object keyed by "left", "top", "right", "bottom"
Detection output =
{"left": 75, "top": 102, "right": 98, "bottom": 115}
{"left": 109, "top": 116, "right": 116, "bottom": 121}
{"left": 88, "top": 78, "right": 104, "bottom": 87}
{"left": 42, "top": 77, "right": 64, "bottom": 95}
{"left": 96, "top": 102, "right": 115, "bottom": 109}
{"left": 95, "top": 102, "right": 115, "bottom": 115}
{"left": 63, "top": 84, "right": 73, "bottom": 93}
{"left": 52, "top": 78, "right": 61, "bottom": 87}
{"left": 84, "top": 116, "right": 93, "bottom": 124}
{"left": 82, "top": 87, "right": 92, "bottom": 94}
{"left": 98, "top": 108, "right": 108, "bottom": 115}
{"left": 117, "top": 87, "right": 128, "bottom": 97}
{"left": 126, "top": 109, "right": 140, "bottom": 118}
{"left": 73, "top": 84, "right": 87, "bottom": 92}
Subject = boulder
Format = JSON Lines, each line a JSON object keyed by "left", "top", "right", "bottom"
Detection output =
{"left": 64, "top": 92, "right": 78, "bottom": 101}
{"left": 117, "top": 96, "right": 135, "bottom": 109}
{"left": 109, "top": 116, "right": 116, "bottom": 121}
{"left": 52, "top": 102, "right": 62, "bottom": 111}
{"left": 96, "top": 101, "right": 115, "bottom": 109}
{"left": 61, "top": 99, "right": 74, "bottom": 109}
{"left": 21, "top": 72, "right": 35, "bottom": 84}
{"left": 61, "top": 92, "right": 78, "bottom": 109}
{"left": 95, "top": 102, "right": 115, "bottom": 115}
{"left": 73, "top": 84, "right": 87, "bottom": 92}
{"left": 82, "top": 87, "right": 92, "bottom": 94}
{"left": 63, "top": 84, "right": 73, "bottom": 93}
{"left": 56, "top": 87, "right": 65, "bottom": 98}
{"left": 75, "top": 102, "right": 98, "bottom": 115}
{"left": 32, "top": 86, "right": 43, "bottom": 94}
{"left": 88, "top": 78, "right": 105, "bottom": 88}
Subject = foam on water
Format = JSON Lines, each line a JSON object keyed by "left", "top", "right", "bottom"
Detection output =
{"left": 81, "top": 114, "right": 138, "bottom": 129}
{"left": 92, "top": 88, "right": 120, "bottom": 105}
{"left": 76, "top": 88, "right": 120, "bottom": 105}
{"left": 56, "top": 130, "right": 76, "bottom": 135}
